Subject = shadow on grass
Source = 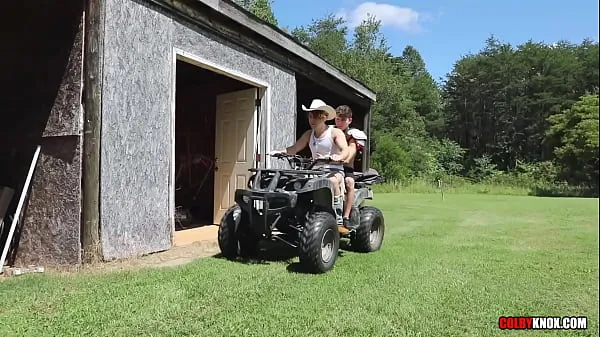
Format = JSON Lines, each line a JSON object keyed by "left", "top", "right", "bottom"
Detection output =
{"left": 211, "top": 239, "right": 349, "bottom": 274}
{"left": 528, "top": 185, "right": 599, "bottom": 198}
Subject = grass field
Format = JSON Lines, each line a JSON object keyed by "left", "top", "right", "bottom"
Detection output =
{"left": 0, "top": 193, "right": 598, "bottom": 337}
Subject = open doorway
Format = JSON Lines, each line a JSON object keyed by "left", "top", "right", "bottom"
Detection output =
{"left": 173, "top": 56, "right": 262, "bottom": 242}
{"left": 1, "top": 1, "right": 84, "bottom": 266}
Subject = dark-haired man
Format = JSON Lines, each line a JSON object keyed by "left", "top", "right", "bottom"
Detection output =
{"left": 334, "top": 105, "right": 367, "bottom": 229}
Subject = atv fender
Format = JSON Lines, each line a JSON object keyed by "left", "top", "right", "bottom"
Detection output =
{"left": 353, "top": 187, "right": 373, "bottom": 207}
{"left": 311, "top": 187, "right": 334, "bottom": 213}
{"left": 296, "top": 176, "right": 336, "bottom": 215}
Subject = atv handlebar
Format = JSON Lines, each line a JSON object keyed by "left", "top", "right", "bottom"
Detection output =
{"left": 268, "top": 152, "right": 345, "bottom": 170}
{"left": 267, "top": 152, "right": 311, "bottom": 170}
{"left": 268, "top": 152, "right": 300, "bottom": 160}
{"left": 309, "top": 157, "right": 345, "bottom": 166}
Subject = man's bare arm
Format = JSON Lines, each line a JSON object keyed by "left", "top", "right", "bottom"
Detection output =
{"left": 280, "top": 130, "right": 310, "bottom": 155}
{"left": 345, "top": 141, "right": 357, "bottom": 164}
{"left": 332, "top": 128, "right": 350, "bottom": 160}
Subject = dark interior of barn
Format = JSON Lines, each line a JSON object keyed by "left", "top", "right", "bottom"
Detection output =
{"left": 0, "top": 0, "right": 82, "bottom": 185}
{"left": 0, "top": 1, "right": 83, "bottom": 261}
{"left": 174, "top": 59, "right": 253, "bottom": 229}
{"left": 295, "top": 74, "right": 371, "bottom": 171}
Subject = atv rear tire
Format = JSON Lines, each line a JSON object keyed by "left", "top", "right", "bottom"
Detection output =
{"left": 299, "top": 211, "right": 339, "bottom": 273}
{"left": 218, "top": 204, "right": 259, "bottom": 259}
{"left": 350, "top": 206, "right": 385, "bottom": 252}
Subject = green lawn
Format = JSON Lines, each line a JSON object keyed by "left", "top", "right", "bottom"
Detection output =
{"left": 1, "top": 193, "right": 598, "bottom": 337}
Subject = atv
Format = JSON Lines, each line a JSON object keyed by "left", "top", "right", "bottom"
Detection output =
{"left": 217, "top": 152, "right": 385, "bottom": 273}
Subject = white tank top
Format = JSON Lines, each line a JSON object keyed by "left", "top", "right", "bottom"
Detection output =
{"left": 309, "top": 126, "right": 344, "bottom": 171}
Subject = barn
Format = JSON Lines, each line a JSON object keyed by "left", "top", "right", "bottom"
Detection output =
{"left": 0, "top": 0, "right": 376, "bottom": 269}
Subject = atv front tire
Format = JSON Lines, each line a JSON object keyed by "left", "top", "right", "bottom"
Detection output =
{"left": 350, "top": 206, "right": 385, "bottom": 252}
{"left": 346, "top": 206, "right": 360, "bottom": 230}
{"left": 299, "top": 211, "right": 339, "bottom": 273}
{"left": 218, "top": 204, "right": 259, "bottom": 259}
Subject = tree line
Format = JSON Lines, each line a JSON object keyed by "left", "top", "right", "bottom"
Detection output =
{"left": 234, "top": 0, "right": 599, "bottom": 196}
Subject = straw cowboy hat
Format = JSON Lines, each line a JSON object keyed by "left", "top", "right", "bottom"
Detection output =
{"left": 302, "top": 99, "right": 336, "bottom": 120}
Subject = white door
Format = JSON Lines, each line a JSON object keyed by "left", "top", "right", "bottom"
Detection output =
{"left": 214, "top": 88, "right": 257, "bottom": 224}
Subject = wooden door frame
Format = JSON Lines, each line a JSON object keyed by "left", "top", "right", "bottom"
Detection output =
{"left": 169, "top": 48, "right": 271, "bottom": 245}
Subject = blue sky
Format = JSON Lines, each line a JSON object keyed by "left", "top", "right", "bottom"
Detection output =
{"left": 272, "top": 0, "right": 599, "bottom": 83}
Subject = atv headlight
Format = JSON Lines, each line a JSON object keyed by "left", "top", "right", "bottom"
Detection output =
{"left": 293, "top": 179, "right": 308, "bottom": 190}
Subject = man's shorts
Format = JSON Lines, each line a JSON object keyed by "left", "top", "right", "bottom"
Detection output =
{"left": 343, "top": 165, "right": 355, "bottom": 179}
{"left": 320, "top": 168, "right": 345, "bottom": 195}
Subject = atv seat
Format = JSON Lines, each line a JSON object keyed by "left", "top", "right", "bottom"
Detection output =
{"left": 353, "top": 169, "right": 383, "bottom": 188}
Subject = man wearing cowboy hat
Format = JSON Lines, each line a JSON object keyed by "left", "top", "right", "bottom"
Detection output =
{"left": 271, "top": 98, "right": 350, "bottom": 226}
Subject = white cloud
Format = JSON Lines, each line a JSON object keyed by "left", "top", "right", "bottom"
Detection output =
{"left": 336, "top": 2, "right": 425, "bottom": 33}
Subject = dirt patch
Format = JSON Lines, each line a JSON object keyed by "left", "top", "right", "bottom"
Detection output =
{"left": 74, "top": 239, "right": 220, "bottom": 275}
{"left": 2, "top": 238, "right": 221, "bottom": 278}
